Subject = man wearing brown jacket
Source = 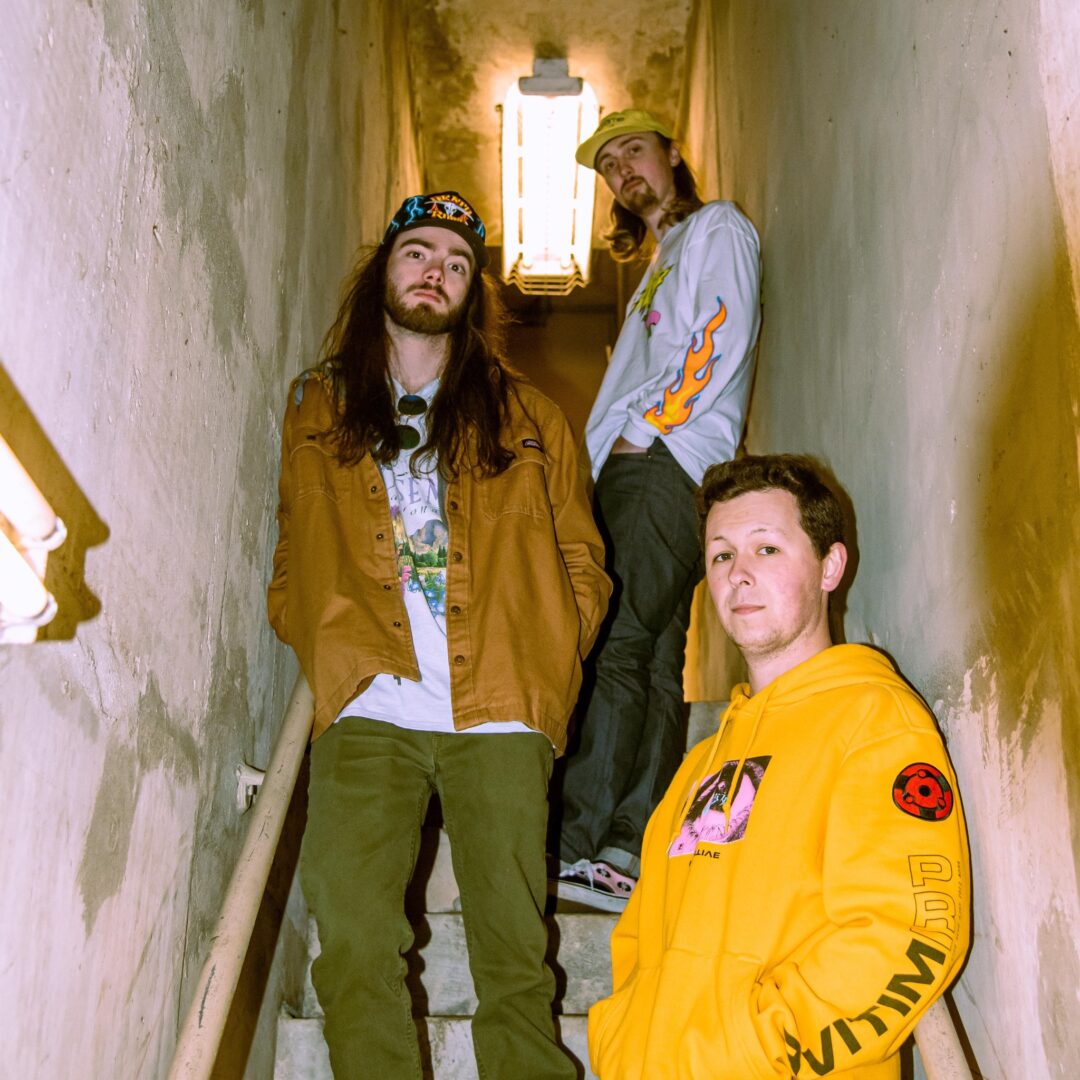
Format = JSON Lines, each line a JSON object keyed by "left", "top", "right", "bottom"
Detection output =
{"left": 268, "top": 192, "right": 610, "bottom": 1080}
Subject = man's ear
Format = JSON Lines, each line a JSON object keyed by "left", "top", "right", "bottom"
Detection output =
{"left": 668, "top": 142, "right": 682, "bottom": 168}
{"left": 821, "top": 542, "right": 848, "bottom": 594}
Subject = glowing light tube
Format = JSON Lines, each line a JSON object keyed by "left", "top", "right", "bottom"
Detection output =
{"left": 0, "top": 435, "right": 61, "bottom": 546}
{"left": 0, "top": 528, "right": 53, "bottom": 622}
{"left": 501, "top": 80, "right": 599, "bottom": 295}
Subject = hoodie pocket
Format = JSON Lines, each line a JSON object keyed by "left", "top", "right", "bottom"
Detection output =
{"left": 588, "top": 970, "right": 656, "bottom": 1079}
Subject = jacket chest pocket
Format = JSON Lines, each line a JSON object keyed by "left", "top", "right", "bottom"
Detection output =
{"left": 477, "top": 455, "right": 548, "bottom": 520}
{"left": 290, "top": 428, "right": 351, "bottom": 502}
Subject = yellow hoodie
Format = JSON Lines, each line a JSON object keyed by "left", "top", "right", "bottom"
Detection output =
{"left": 588, "top": 645, "right": 970, "bottom": 1079}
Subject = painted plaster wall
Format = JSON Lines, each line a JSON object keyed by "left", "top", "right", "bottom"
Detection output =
{"left": 681, "top": 1, "right": 1080, "bottom": 1076}
{"left": 0, "top": 1, "right": 420, "bottom": 1077}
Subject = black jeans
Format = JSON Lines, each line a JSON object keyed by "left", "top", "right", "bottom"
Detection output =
{"left": 559, "top": 440, "right": 702, "bottom": 874}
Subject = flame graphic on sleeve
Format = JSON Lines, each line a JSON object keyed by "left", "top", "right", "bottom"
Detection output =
{"left": 642, "top": 299, "right": 728, "bottom": 434}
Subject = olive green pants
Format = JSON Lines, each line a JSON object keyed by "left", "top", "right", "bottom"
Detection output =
{"left": 302, "top": 718, "right": 575, "bottom": 1080}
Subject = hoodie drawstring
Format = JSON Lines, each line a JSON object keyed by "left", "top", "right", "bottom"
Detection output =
{"left": 723, "top": 684, "right": 773, "bottom": 829}
{"left": 672, "top": 698, "right": 737, "bottom": 835}
{"left": 671, "top": 682, "right": 777, "bottom": 841}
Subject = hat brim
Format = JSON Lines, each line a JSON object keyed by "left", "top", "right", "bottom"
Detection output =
{"left": 391, "top": 218, "right": 490, "bottom": 270}
{"left": 575, "top": 115, "right": 674, "bottom": 169}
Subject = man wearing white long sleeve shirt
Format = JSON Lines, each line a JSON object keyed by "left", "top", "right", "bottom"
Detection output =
{"left": 557, "top": 109, "right": 762, "bottom": 911}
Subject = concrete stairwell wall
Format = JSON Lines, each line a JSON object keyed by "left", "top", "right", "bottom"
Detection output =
{"left": 0, "top": 1, "right": 419, "bottom": 1076}
{"left": 680, "top": 2, "right": 1080, "bottom": 1077}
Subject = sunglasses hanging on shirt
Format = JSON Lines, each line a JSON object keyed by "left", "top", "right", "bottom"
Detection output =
{"left": 396, "top": 394, "right": 428, "bottom": 450}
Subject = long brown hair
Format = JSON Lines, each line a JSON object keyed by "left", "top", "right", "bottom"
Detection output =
{"left": 319, "top": 244, "right": 517, "bottom": 476}
{"left": 605, "top": 137, "right": 704, "bottom": 262}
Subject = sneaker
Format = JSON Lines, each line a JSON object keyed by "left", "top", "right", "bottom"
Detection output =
{"left": 555, "top": 859, "right": 636, "bottom": 913}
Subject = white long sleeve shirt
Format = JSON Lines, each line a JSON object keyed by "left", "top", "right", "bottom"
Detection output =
{"left": 584, "top": 201, "right": 762, "bottom": 484}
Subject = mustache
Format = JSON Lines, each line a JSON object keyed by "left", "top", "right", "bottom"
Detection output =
{"left": 408, "top": 283, "right": 448, "bottom": 302}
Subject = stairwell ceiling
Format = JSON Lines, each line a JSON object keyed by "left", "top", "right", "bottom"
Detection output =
{"left": 405, "top": 0, "right": 693, "bottom": 247}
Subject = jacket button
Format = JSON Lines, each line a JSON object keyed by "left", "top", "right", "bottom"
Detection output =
{"left": 453, "top": 655, "right": 466, "bottom": 665}
{"left": 383, "top": 584, "right": 392, "bottom": 591}
{"left": 452, "top": 551, "right": 463, "bottom": 562}
{"left": 393, "top": 620, "right": 402, "bottom": 628}
{"left": 370, "top": 485, "right": 378, "bottom": 494}
{"left": 450, "top": 605, "right": 461, "bottom": 615}
{"left": 376, "top": 532, "right": 384, "bottom": 540}
{"left": 449, "top": 500, "right": 459, "bottom": 511}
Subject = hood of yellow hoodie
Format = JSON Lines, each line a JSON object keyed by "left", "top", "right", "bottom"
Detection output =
{"left": 731, "top": 643, "right": 911, "bottom": 710}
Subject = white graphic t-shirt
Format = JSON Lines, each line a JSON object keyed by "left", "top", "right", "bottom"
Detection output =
{"left": 337, "top": 377, "right": 530, "bottom": 736}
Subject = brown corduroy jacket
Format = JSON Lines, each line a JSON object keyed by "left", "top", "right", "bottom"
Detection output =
{"left": 268, "top": 370, "right": 611, "bottom": 750}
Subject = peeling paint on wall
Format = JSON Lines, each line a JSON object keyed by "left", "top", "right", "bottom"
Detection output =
{"left": 78, "top": 738, "right": 139, "bottom": 932}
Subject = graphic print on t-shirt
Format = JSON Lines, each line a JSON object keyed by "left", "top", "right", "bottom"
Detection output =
{"left": 384, "top": 456, "right": 448, "bottom": 634}
{"left": 668, "top": 755, "right": 771, "bottom": 856}
{"left": 630, "top": 263, "right": 672, "bottom": 334}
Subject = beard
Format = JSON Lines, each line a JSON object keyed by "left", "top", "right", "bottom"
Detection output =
{"left": 384, "top": 281, "right": 467, "bottom": 335}
{"left": 618, "top": 177, "right": 661, "bottom": 217}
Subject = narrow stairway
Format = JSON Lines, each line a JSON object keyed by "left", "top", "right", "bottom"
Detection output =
{"left": 274, "top": 703, "right": 723, "bottom": 1079}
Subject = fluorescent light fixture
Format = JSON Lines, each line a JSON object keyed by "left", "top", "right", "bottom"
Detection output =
{"left": 501, "top": 59, "right": 599, "bottom": 296}
{"left": 0, "top": 529, "right": 53, "bottom": 622}
{"left": 0, "top": 434, "right": 64, "bottom": 642}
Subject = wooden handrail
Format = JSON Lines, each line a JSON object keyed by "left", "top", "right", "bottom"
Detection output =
{"left": 917, "top": 996, "right": 973, "bottom": 1079}
{"left": 167, "top": 672, "right": 314, "bottom": 1080}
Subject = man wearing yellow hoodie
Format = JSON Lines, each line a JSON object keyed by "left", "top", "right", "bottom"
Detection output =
{"left": 588, "top": 454, "right": 970, "bottom": 1079}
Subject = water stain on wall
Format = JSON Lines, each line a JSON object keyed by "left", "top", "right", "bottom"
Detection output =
{"left": 235, "top": 399, "right": 279, "bottom": 565}
{"left": 173, "top": 636, "right": 254, "bottom": 1014}
{"left": 95, "top": 0, "right": 250, "bottom": 358}
{"left": 77, "top": 738, "right": 138, "bottom": 933}
{"left": 1036, "top": 906, "right": 1080, "bottom": 1072}
{"left": 77, "top": 674, "right": 198, "bottom": 932}
{"left": 972, "top": 236, "right": 1080, "bottom": 876}
{"left": 274, "top": 0, "right": 316, "bottom": 377}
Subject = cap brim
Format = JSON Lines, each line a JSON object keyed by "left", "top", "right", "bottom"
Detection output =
{"left": 392, "top": 219, "right": 489, "bottom": 269}
{"left": 575, "top": 118, "right": 675, "bottom": 169}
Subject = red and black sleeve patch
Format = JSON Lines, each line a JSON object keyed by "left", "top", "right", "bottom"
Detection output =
{"left": 892, "top": 763, "right": 954, "bottom": 821}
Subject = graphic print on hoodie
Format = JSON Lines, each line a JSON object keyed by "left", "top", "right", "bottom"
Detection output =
{"left": 668, "top": 756, "right": 771, "bottom": 855}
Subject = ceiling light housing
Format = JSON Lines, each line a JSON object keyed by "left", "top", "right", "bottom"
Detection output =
{"left": 501, "top": 59, "right": 598, "bottom": 296}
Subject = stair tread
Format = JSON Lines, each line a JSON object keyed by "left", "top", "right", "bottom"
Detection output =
{"left": 303, "top": 910, "right": 616, "bottom": 1017}
{"left": 413, "top": 703, "right": 727, "bottom": 914}
{"left": 275, "top": 1015, "right": 597, "bottom": 1080}
{"left": 280, "top": 702, "right": 730, "bottom": 1078}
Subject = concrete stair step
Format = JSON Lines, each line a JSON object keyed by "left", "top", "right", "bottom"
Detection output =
{"left": 404, "top": 704, "right": 726, "bottom": 915}
{"left": 301, "top": 910, "right": 616, "bottom": 1018}
{"left": 275, "top": 1015, "right": 598, "bottom": 1079}
{"left": 415, "top": 706, "right": 726, "bottom": 915}
{"left": 277, "top": 704, "right": 731, "bottom": 1079}
{"left": 409, "top": 827, "right": 460, "bottom": 914}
